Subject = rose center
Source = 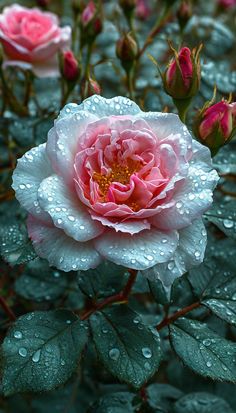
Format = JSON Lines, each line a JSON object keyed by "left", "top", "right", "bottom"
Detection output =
{"left": 93, "top": 158, "right": 142, "bottom": 201}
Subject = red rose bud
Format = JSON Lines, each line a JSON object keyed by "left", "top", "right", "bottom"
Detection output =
{"left": 81, "top": 1, "right": 96, "bottom": 25}
{"left": 36, "top": 0, "right": 50, "bottom": 6}
{"left": 177, "top": 1, "right": 192, "bottom": 31}
{"left": 62, "top": 50, "right": 80, "bottom": 82}
{"left": 80, "top": 1, "right": 103, "bottom": 44}
{"left": 218, "top": 0, "right": 236, "bottom": 9}
{"left": 116, "top": 33, "right": 138, "bottom": 72}
{"left": 163, "top": 45, "right": 202, "bottom": 100}
{"left": 194, "top": 100, "right": 236, "bottom": 155}
{"left": 136, "top": 0, "right": 151, "bottom": 20}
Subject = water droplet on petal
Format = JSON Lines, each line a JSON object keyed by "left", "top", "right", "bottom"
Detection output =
{"left": 14, "top": 331, "right": 22, "bottom": 339}
{"left": 32, "top": 349, "right": 41, "bottom": 363}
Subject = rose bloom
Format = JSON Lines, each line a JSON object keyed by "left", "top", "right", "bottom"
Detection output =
{"left": 0, "top": 4, "right": 71, "bottom": 77}
{"left": 12, "top": 96, "right": 218, "bottom": 290}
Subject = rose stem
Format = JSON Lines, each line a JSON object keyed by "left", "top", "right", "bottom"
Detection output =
{"left": 156, "top": 301, "right": 201, "bottom": 331}
{"left": 80, "top": 268, "right": 138, "bottom": 321}
{"left": 0, "top": 296, "right": 16, "bottom": 321}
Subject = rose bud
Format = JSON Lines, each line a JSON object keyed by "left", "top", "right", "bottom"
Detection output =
{"left": 62, "top": 50, "right": 80, "bottom": 82}
{"left": 80, "top": 1, "right": 103, "bottom": 45}
{"left": 81, "top": 76, "right": 101, "bottom": 99}
{"left": 136, "top": 0, "right": 151, "bottom": 20}
{"left": 163, "top": 45, "right": 202, "bottom": 100}
{"left": 116, "top": 33, "right": 138, "bottom": 72}
{"left": 177, "top": 1, "right": 192, "bottom": 31}
{"left": 36, "top": 0, "right": 50, "bottom": 6}
{"left": 218, "top": 0, "right": 236, "bottom": 9}
{"left": 194, "top": 99, "right": 236, "bottom": 155}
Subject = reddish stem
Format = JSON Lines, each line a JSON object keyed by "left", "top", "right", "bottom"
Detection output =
{"left": 0, "top": 296, "right": 16, "bottom": 321}
{"left": 156, "top": 301, "right": 201, "bottom": 331}
{"left": 80, "top": 269, "right": 137, "bottom": 321}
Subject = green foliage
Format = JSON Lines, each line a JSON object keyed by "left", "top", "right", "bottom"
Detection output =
{"left": 170, "top": 318, "right": 236, "bottom": 382}
{"left": 1, "top": 310, "right": 88, "bottom": 395}
{"left": 14, "top": 259, "right": 69, "bottom": 302}
{"left": 173, "top": 392, "right": 234, "bottom": 413}
{"left": 90, "top": 306, "right": 162, "bottom": 388}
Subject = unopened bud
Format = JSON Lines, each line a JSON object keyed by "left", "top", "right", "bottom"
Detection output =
{"left": 80, "top": 1, "right": 103, "bottom": 45}
{"left": 36, "top": 0, "right": 50, "bottom": 7}
{"left": 163, "top": 45, "right": 202, "bottom": 100}
{"left": 116, "top": 33, "right": 138, "bottom": 72}
{"left": 177, "top": 1, "right": 192, "bottom": 31}
{"left": 62, "top": 50, "right": 80, "bottom": 82}
{"left": 194, "top": 99, "right": 236, "bottom": 155}
{"left": 81, "top": 77, "right": 101, "bottom": 99}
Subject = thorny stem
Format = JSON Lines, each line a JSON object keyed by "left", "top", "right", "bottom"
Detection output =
{"left": 0, "top": 296, "right": 16, "bottom": 322}
{"left": 80, "top": 269, "right": 138, "bottom": 321}
{"left": 156, "top": 301, "right": 201, "bottom": 331}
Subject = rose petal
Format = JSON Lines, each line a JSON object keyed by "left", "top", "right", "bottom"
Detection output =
{"left": 38, "top": 174, "right": 104, "bottom": 241}
{"left": 94, "top": 227, "right": 178, "bottom": 270}
{"left": 12, "top": 143, "right": 52, "bottom": 222}
{"left": 142, "top": 219, "right": 207, "bottom": 296}
{"left": 27, "top": 215, "right": 101, "bottom": 271}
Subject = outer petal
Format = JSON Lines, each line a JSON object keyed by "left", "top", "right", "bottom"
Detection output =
{"left": 12, "top": 143, "right": 52, "bottom": 222}
{"left": 94, "top": 227, "right": 179, "bottom": 270}
{"left": 142, "top": 219, "right": 207, "bottom": 295}
{"left": 31, "top": 55, "right": 60, "bottom": 78}
{"left": 46, "top": 111, "right": 98, "bottom": 184}
{"left": 27, "top": 215, "right": 101, "bottom": 271}
{"left": 76, "top": 95, "right": 141, "bottom": 117}
{"left": 38, "top": 175, "right": 104, "bottom": 242}
{"left": 32, "top": 26, "right": 71, "bottom": 61}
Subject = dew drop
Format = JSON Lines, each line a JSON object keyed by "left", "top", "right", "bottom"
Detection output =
{"left": 206, "top": 361, "right": 212, "bottom": 368}
{"left": 14, "top": 331, "right": 22, "bottom": 339}
{"left": 142, "top": 347, "right": 152, "bottom": 359}
{"left": 32, "top": 349, "right": 41, "bottom": 363}
{"left": 223, "top": 219, "right": 234, "bottom": 229}
{"left": 68, "top": 215, "right": 75, "bottom": 222}
{"left": 109, "top": 348, "right": 120, "bottom": 361}
{"left": 19, "top": 347, "right": 27, "bottom": 357}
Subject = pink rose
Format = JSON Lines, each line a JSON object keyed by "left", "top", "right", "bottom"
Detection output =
{"left": 0, "top": 4, "right": 71, "bottom": 77}
{"left": 12, "top": 96, "right": 218, "bottom": 289}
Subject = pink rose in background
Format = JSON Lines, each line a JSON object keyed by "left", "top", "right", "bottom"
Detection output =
{"left": 12, "top": 96, "right": 218, "bottom": 290}
{"left": 0, "top": 4, "right": 71, "bottom": 77}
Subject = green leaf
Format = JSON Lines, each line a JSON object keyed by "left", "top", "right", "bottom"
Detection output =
{"left": 173, "top": 392, "right": 234, "bottom": 413}
{"left": 147, "top": 383, "right": 183, "bottom": 411}
{"left": 148, "top": 278, "right": 169, "bottom": 305}
{"left": 14, "top": 259, "right": 68, "bottom": 302}
{"left": 205, "top": 201, "right": 236, "bottom": 239}
{"left": 1, "top": 310, "right": 88, "bottom": 395}
{"left": 88, "top": 392, "right": 137, "bottom": 413}
{"left": 77, "top": 261, "right": 128, "bottom": 299}
{"left": 90, "top": 306, "right": 162, "bottom": 389}
{"left": 170, "top": 318, "right": 236, "bottom": 383}
{"left": 0, "top": 222, "right": 36, "bottom": 265}
{"left": 188, "top": 256, "right": 236, "bottom": 325}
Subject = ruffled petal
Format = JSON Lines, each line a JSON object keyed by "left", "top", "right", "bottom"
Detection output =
{"left": 12, "top": 143, "right": 52, "bottom": 222}
{"left": 150, "top": 154, "right": 219, "bottom": 230}
{"left": 94, "top": 227, "right": 178, "bottom": 270}
{"left": 38, "top": 175, "right": 104, "bottom": 241}
{"left": 27, "top": 215, "right": 101, "bottom": 271}
{"left": 142, "top": 219, "right": 207, "bottom": 295}
{"left": 90, "top": 212, "right": 150, "bottom": 234}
